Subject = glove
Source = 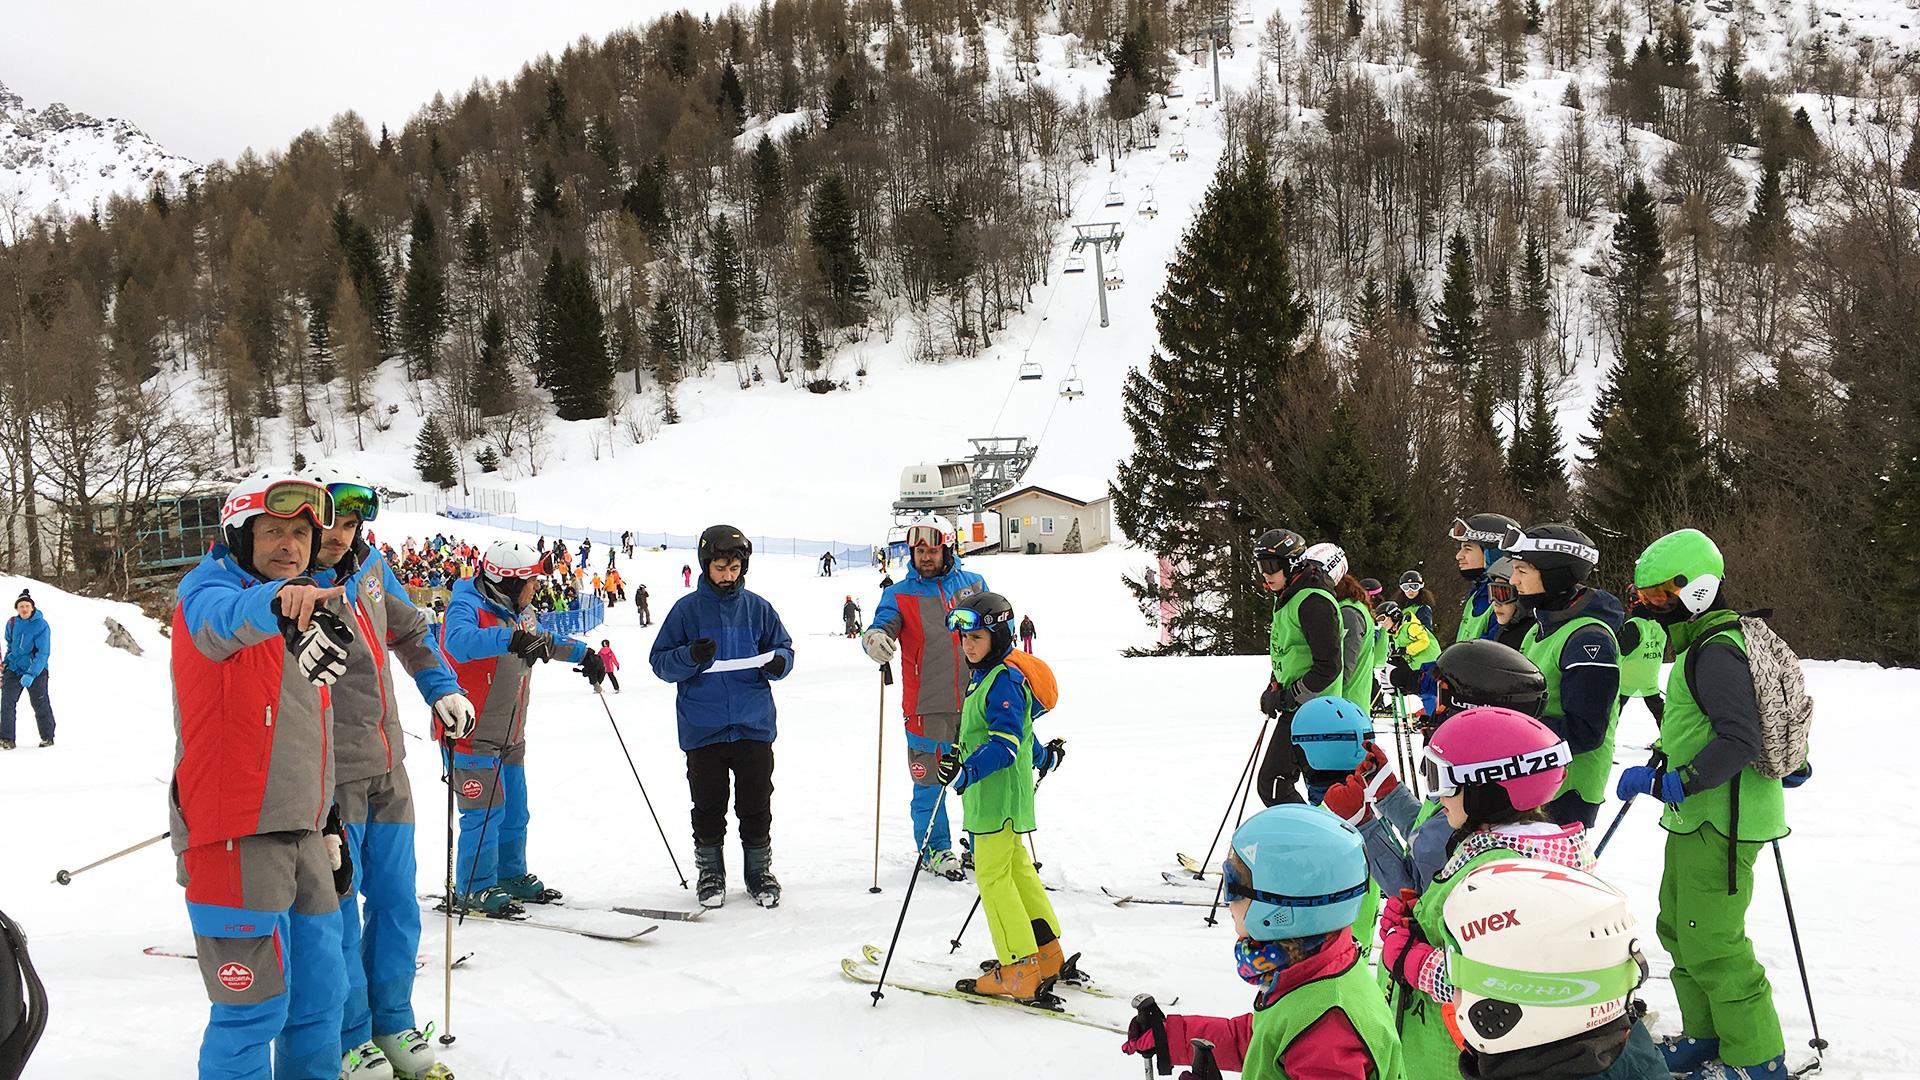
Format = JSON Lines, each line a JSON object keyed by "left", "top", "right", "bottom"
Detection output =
{"left": 281, "top": 607, "right": 354, "bottom": 687}
{"left": 1121, "top": 1012, "right": 1187, "bottom": 1057}
{"left": 323, "top": 805, "right": 353, "bottom": 898}
{"left": 432, "top": 693, "right": 476, "bottom": 740}
{"left": 21, "top": 674, "right": 33, "bottom": 688}
{"left": 936, "top": 747, "right": 967, "bottom": 792}
{"left": 1321, "top": 744, "right": 1396, "bottom": 825}
{"left": 861, "top": 628, "right": 897, "bottom": 664}
{"left": 508, "top": 628, "right": 555, "bottom": 663}
{"left": 1377, "top": 890, "right": 1433, "bottom": 984}
{"left": 1259, "top": 679, "right": 1287, "bottom": 718}
{"left": 762, "top": 654, "right": 788, "bottom": 677}
{"left": 1388, "top": 657, "right": 1423, "bottom": 693}
{"left": 580, "top": 650, "right": 606, "bottom": 680}
{"left": 1615, "top": 765, "right": 1686, "bottom": 804}
{"left": 1036, "top": 737, "right": 1067, "bottom": 778}
{"left": 690, "top": 638, "right": 718, "bottom": 664}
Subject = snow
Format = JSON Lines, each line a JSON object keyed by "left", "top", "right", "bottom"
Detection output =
{"left": 0, "top": 79, "right": 200, "bottom": 233}
{"left": 3, "top": 533, "right": 1914, "bottom": 1078}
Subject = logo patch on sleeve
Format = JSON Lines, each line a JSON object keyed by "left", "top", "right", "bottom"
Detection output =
{"left": 217, "top": 962, "right": 255, "bottom": 992}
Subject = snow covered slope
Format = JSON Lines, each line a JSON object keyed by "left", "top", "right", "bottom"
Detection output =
{"left": 0, "top": 529, "right": 1908, "bottom": 1078}
{"left": 0, "top": 78, "right": 200, "bottom": 230}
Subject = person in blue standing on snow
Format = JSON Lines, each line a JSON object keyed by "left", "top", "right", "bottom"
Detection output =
{"left": 1, "top": 588, "right": 56, "bottom": 749}
{"left": 650, "top": 525, "right": 795, "bottom": 910}
{"left": 307, "top": 465, "right": 473, "bottom": 1080}
{"left": 861, "top": 516, "right": 988, "bottom": 881}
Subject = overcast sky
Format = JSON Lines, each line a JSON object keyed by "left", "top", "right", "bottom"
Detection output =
{"left": 1, "top": 1, "right": 729, "bottom": 163}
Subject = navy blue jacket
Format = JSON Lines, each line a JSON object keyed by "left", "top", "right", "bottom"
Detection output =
{"left": 650, "top": 575, "right": 794, "bottom": 752}
{"left": 1535, "top": 587, "right": 1626, "bottom": 758}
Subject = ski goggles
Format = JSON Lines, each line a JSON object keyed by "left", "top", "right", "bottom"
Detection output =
{"left": 1632, "top": 580, "right": 1684, "bottom": 611}
{"left": 946, "top": 607, "right": 1011, "bottom": 633}
{"left": 224, "top": 481, "right": 334, "bottom": 529}
{"left": 484, "top": 552, "right": 555, "bottom": 580}
{"left": 1487, "top": 577, "right": 1518, "bottom": 604}
{"left": 1254, "top": 553, "right": 1292, "bottom": 575}
{"left": 906, "top": 525, "right": 947, "bottom": 549}
{"left": 1400, "top": 581, "right": 1422, "bottom": 595}
{"left": 325, "top": 482, "right": 380, "bottom": 523}
{"left": 1221, "top": 854, "right": 1369, "bottom": 911}
{"left": 1449, "top": 518, "right": 1506, "bottom": 546}
{"left": 1500, "top": 526, "right": 1600, "bottom": 569}
{"left": 1420, "top": 739, "right": 1571, "bottom": 798}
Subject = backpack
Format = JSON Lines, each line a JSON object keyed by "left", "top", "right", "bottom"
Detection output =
{"left": 1685, "top": 611, "right": 1813, "bottom": 779}
{"left": 1003, "top": 649, "right": 1059, "bottom": 712}
{"left": 0, "top": 908, "right": 48, "bottom": 1080}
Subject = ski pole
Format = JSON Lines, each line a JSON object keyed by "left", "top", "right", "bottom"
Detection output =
{"left": 1204, "top": 741, "right": 1260, "bottom": 927}
{"left": 1189, "top": 1038, "right": 1226, "bottom": 1080}
{"left": 1191, "top": 717, "right": 1269, "bottom": 880}
{"left": 948, "top": 896, "right": 981, "bottom": 955}
{"left": 1772, "top": 840, "right": 1829, "bottom": 1060}
{"left": 871, "top": 663, "right": 892, "bottom": 894}
{"left": 597, "top": 691, "right": 688, "bottom": 889}
{"left": 871, "top": 747, "right": 958, "bottom": 1006}
{"left": 1130, "top": 993, "right": 1172, "bottom": 1077}
{"left": 1594, "top": 750, "right": 1665, "bottom": 858}
{"left": 439, "top": 744, "right": 457, "bottom": 1049}
{"left": 53, "top": 830, "right": 169, "bottom": 884}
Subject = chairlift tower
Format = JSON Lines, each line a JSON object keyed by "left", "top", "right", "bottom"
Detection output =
{"left": 1070, "top": 222, "right": 1125, "bottom": 328}
{"left": 965, "top": 436, "right": 1039, "bottom": 531}
{"left": 1201, "top": 21, "right": 1229, "bottom": 103}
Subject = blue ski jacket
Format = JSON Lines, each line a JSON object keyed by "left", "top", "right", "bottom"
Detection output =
{"left": 650, "top": 575, "right": 794, "bottom": 752}
{"left": 4, "top": 608, "right": 50, "bottom": 681}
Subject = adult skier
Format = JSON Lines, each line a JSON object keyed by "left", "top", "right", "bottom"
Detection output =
{"left": 170, "top": 470, "right": 354, "bottom": 1080}
{"left": 1448, "top": 512, "right": 1520, "bottom": 643}
{"left": 1616, "top": 528, "right": 1793, "bottom": 1080}
{"left": 438, "top": 540, "right": 598, "bottom": 915}
{"left": 649, "top": 525, "right": 794, "bottom": 908}
{"left": 307, "top": 466, "right": 470, "bottom": 1080}
{"left": 862, "top": 516, "right": 988, "bottom": 879}
{"left": 1253, "top": 528, "right": 1345, "bottom": 806}
{"left": 842, "top": 595, "right": 861, "bottom": 638}
{"left": 1, "top": 590, "right": 54, "bottom": 748}
{"left": 1505, "top": 523, "right": 1624, "bottom": 829}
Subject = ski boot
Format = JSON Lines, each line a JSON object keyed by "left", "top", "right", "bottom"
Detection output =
{"left": 38, "top": 738, "right": 52, "bottom": 747}
{"left": 1661, "top": 1036, "right": 1721, "bottom": 1076}
{"left": 497, "top": 872, "right": 562, "bottom": 904}
{"left": 744, "top": 844, "right": 781, "bottom": 909}
{"left": 342, "top": 1040, "right": 394, "bottom": 1080}
{"left": 374, "top": 1025, "right": 455, "bottom": 1079}
{"left": 958, "top": 954, "right": 1060, "bottom": 1007}
{"left": 1685, "top": 1057, "right": 1789, "bottom": 1080}
{"left": 451, "top": 886, "right": 524, "bottom": 918}
{"left": 695, "top": 844, "right": 726, "bottom": 909}
{"left": 920, "top": 849, "right": 967, "bottom": 882}
{"left": 0, "top": 740, "right": 13, "bottom": 750}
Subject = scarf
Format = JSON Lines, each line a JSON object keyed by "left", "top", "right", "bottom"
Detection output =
{"left": 1233, "top": 933, "right": 1330, "bottom": 989}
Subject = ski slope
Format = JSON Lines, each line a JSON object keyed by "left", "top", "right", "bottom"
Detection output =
{"left": 1, "top": 518, "right": 1911, "bottom": 1079}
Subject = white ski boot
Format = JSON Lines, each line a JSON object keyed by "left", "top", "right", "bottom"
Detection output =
{"left": 374, "top": 1026, "right": 453, "bottom": 1079}
{"left": 342, "top": 1041, "right": 394, "bottom": 1080}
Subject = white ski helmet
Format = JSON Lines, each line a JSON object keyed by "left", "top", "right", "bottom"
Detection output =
{"left": 478, "top": 539, "right": 550, "bottom": 609}
{"left": 220, "top": 469, "right": 334, "bottom": 575}
{"left": 904, "top": 514, "right": 955, "bottom": 574}
{"left": 1442, "top": 857, "right": 1647, "bottom": 1055}
{"left": 1303, "top": 542, "right": 1349, "bottom": 583}
{"left": 305, "top": 462, "right": 381, "bottom": 525}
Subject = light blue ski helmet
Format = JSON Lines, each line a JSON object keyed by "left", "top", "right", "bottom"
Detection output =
{"left": 1225, "top": 805, "right": 1370, "bottom": 940}
{"left": 1290, "top": 695, "right": 1374, "bottom": 772}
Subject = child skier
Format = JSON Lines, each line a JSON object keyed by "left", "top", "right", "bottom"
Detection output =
{"left": 1253, "top": 528, "right": 1346, "bottom": 806}
{"left": 1448, "top": 513, "right": 1519, "bottom": 643}
{"left": 1377, "top": 705, "right": 1587, "bottom": 1080}
{"left": 1616, "top": 603, "right": 1667, "bottom": 724}
{"left": 1395, "top": 571, "right": 1437, "bottom": 631}
{"left": 934, "top": 591, "right": 1070, "bottom": 1001}
{"left": 1120, "top": 804, "right": 1406, "bottom": 1079}
{"left": 1486, "top": 557, "right": 1534, "bottom": 649}
{"left": 1615, "top": 528, "right": 1794, "bottom": 1080}
{"left": 597, "top": 640, "right": 621, "bottom": 692}
{"left": 650, "top": 526, "right": 794, "bottom": 909}
{"left": 1375, "top": 601, "right": 1440, "bottom": 716}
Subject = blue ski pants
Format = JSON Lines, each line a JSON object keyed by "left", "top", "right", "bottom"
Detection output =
{"left": 335, "top": 769, "right": 419, "bottom": 1048}
{"left": 445, "top": 747, "right": 530, "bottom": 894}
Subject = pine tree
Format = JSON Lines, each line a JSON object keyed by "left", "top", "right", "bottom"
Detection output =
{"left": 801, "top": 317, "right": 826, "bottom": 372}
{"left": 825, "top": 73, "right": 857, "bottom": 128}
{"left": 399, "top": 201, "right": 448, "bottom": 378}
{"left": 1507, "top": 359, "right": 1571, "bottom": 513}
{"left": 808, "top": 174, "right": 870, "bottom": 327}
{"left": 532, "top": 161, "right": 565, "bottom": 223}
{"left": 533, "top": 249, "right": 613, "bottom": 420}
{"left": 1901, "top": 113, "right": 1920, "bottom": 191}
{"left": 707, "top": 215, "right": 745, "bottom": 360}
{"left": 1113, "top": 139, "right": 1310, "bottom": 654}
{"left": 473, "top": 309, "right": 512, "bottom": 417}
{"left": 1297, "top": 395, "right": 1415, "bottom": 576}
{"left": 333, "top": 202, "right": 394, "bottom": 349}
{"left": 1430, "top": 231, "right": 1482, "bottom": 370}
{"left": 414, "top": 416, "right": 458, "bottom": 489}
{"left": 647, "top": 292, "right": 684, "bottom": 384}
{"left": 1745, "top": 163, "right": 1788, "bottom": 256}
{"left": 717, "top": 62, "right": 747, "bottom": 134}
{"left": 1519, "top": 235, "right": 1550, "bottom": 338}
{"left": 623, "top": 156, "right": 671, "bottom": 241}
{"left": 749, "top": 135, "right": 786, "bottom": 247}
{"left": 1609, "top": 177, "right": 1667, "bottom": 336}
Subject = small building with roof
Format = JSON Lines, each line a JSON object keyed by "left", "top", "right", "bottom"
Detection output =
{"left": 983, "top": 476, "right": 1113, "bottom": 554}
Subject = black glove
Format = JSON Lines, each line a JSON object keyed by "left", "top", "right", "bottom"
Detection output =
{"left": 580, "top": 650, "right": 606, "bottom": 679}
{"left": 1387, "top": 657, "right": 1423, "bottom": 693}
{"left": 279, "top": 605, "right": 354, "bottom": 687}
{"left": 323, "top": 805, "right": 353, "bottom": 898}
{"left": 1259, "top": 679, "right": 1287, "bottom": 718}
{"left": 936, "top": 747, "right": 967, "bottom": 790}
{"left": 762, "top": 654, "right": 788, "bottom": 677}
{"left": 1036, "top": 737, "right": 1067, "bottom": 779}
{"left": 690, "top": 638, "right": 718, "bottom": 664}
{"left": 509, "top": 628, "right": 555, "bottom": 663}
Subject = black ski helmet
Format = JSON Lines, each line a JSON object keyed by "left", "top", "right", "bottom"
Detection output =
{"left": 1399, "top": 570, "right": 1425, "bottom": 594}
{"left": 955, "top": 590, "right": 1016, "bottom": 660}
{"left": 698, "top": 524, "right": 753, "bottom": 576}
{"left": 1359, "top": 577, "right": 1383, "bottom": 597}
{"left": 1253, "top": 528, "right": 1308, "bottom": 576}
{"left": 1451, "top": 512, "right": 1521, "bottom": 580}
{"left": 1375, "top": 600, "right": 1403, "bottom": 623}
{"left": 1433, "top": 639, "right": 1549, "bottom": 718}
{"left": 1506, "top": 523, "right": 1599, "bottom": 602}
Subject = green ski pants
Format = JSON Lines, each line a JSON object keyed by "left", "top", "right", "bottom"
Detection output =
{"left": 1656, "top": 826, "right": 1785, "bottom": 1067}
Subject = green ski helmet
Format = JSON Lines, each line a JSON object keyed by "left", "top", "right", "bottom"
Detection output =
{"left": 1633, "top": 528, "right": 1724, "bottom": 616}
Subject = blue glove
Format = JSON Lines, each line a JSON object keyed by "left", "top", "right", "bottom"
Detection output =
{"left": 1615, "top": 766, "right": 1686, "bottom": 804}
{"left": 1783, "top": 763, "right": 1812, "bottom": 789}
{"left": 21, "top": 674, "right": 33, "bottom": 688}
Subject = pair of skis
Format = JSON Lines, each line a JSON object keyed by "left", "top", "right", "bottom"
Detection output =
{"left": 842, "top": 944, "right": 1132, "bottom": 1032}
{"left": 1101, "top": 854, "right": 1222, "bottom": 907}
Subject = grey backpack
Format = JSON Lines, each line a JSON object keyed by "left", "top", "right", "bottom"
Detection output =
{"left": 1687, "top": 612, "right": 1813, "bottom": 779}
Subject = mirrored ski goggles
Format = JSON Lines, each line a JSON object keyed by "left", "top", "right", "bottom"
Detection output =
{"left": 1487, "top": 578, "right": 1518, "bottom": 604}
{"left": 1501, "top": 526, "right": 1600, "bottom": 569}
{"left": 907, "top": 525, "right": 947, "bottom": 549}
{"left": 1449, "top": 518, "right": 1507, "bottom": 545}
{"left": 225, "top": 481, "right": 334, "bottom": 529}
{"left": 1633, "top": 580, "right": 1684, "bottom": 611}
{"left": 1222, "top": 854, "right": 1369, "bottom": 910}
{"left": 1420, "top": 740, "right": 1571, "bottom": 798}
{"left": 946, "top": 607, "right": 1009, "bottom": 633}
{"left": 326, "top": 482, "right": 380, "bottom": 523}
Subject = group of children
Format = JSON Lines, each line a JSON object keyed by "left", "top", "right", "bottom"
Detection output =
{"left": 1105, "top": 517, "right": 1805, "bottom": 1080}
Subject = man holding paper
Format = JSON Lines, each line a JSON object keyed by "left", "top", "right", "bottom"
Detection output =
{"left": 650, "top": 525, "right": 795, "bottom": 910}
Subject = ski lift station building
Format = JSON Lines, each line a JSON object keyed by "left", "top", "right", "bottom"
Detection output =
{"left": 984, "top": 478, "right": 1113, "bottom": 554}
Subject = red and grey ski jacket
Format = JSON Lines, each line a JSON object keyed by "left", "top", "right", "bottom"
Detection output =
{"left": 867, "top": 556, "right": 988, "bottom": 738}
{"left": 437, "top": 577, "right": 587, "bottom": 757}
{"left": 321, "top": 543, "right": 462, "bottom": 784}
{"left": 168, "top": 547, "right": 337, "bottom": 853}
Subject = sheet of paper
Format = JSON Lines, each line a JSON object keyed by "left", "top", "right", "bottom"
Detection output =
{"left": 709, "top": 651, "right": 777, "bottom": 673}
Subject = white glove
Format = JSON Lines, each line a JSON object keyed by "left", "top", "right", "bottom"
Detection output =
{"left": 324, "top": 831, "right": 343, "bottom": 871}
{"left": 862, "top": 628, "right": 897, "bottom": 664}
{"left": 433, "top": 693, "right": 476, "bottom": 740}
{"left": 288, "top": 609, "right": 354, "bottom": 687}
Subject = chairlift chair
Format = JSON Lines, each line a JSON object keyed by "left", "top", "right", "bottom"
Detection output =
{"left": 1104, "top": 253, "right": 1126, "bottom": 291}
{"left": 1064, "top": 252, "right": 1087, "bottom": 274}
{"left": 1104, "top": 179, "right": 1125, "bottom": 207}
{"left": 1170, "top": 133, "right": 1189, "bottom": 161}
{"left": 1059, "top": 374, "right": 1085, "bottom": 400}
{"left": 1141, "top": 185, "right": 1158, "bottom": 218}
{"left": 1167, "top": 85, "right": 1185, "bottom": 99}
{"left": 1019, "top": 360, "right": 1044, "bottom": 381}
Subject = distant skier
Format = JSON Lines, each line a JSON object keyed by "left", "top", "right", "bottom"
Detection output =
{"left": 819, "top": 550, "right": 836, "bottom": 577}
{"left": 842, "top": 595, "right": 861, "bottom": 638}
{"left": 1017, "top": 614, "right": 1035, "bottom": 653}
{"left": 597, "top": 640, "right": 621, "bottom": 693}
{"left": 636, "top": 583, "right": 652, "bottom": 627}
{"left": 1, "top": 589, "right": 55, "bottom": 749}
{"left": 682, "top": 563, "right": 693, "bottom": 588}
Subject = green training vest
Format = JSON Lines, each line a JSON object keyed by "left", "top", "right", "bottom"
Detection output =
{"left": 1659, "top": 613, "right": 1788, "bottom": 842}
{"left": 1390, "top": 845, "right": 1515, "bottom": 1080}
{"left": 957, "top": 663, "right": 1037, "bottom": 835}
{"left": 1522, "top": 615, "right": 1621, "bottom": 806}
{"left": 1245, "top": 945, "right": 1408, "bottom": 1080}
{"left": 1339, "top": 598, "right": 1377, "bottom": 709}
{"left": 1393, "top": 614, "right": 1441, "bottom": 666}
{"left": 1456, "top": 590, "right": 1492, "bottom": 645}
{"left": 1618, "top": 617, "right": 1667, "bottom": 698}
{"left": 1271, "top": 587, "right": 1337, "bottom": 686}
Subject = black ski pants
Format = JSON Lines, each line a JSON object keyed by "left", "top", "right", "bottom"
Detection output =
{"left": 1256, "top": 708, "right": 1305, "bottom": 807}
{"left": 687, "top": 739, "right": 774, "bottom": 848}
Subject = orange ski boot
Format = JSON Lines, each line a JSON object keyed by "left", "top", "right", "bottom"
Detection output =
{"left": 961, "top": 954, "right": 1048, "bottom": 1001}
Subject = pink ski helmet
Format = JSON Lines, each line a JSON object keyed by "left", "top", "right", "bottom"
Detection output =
{"left": 1422, "top": 706, "right": 1571, "bottom": 812}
